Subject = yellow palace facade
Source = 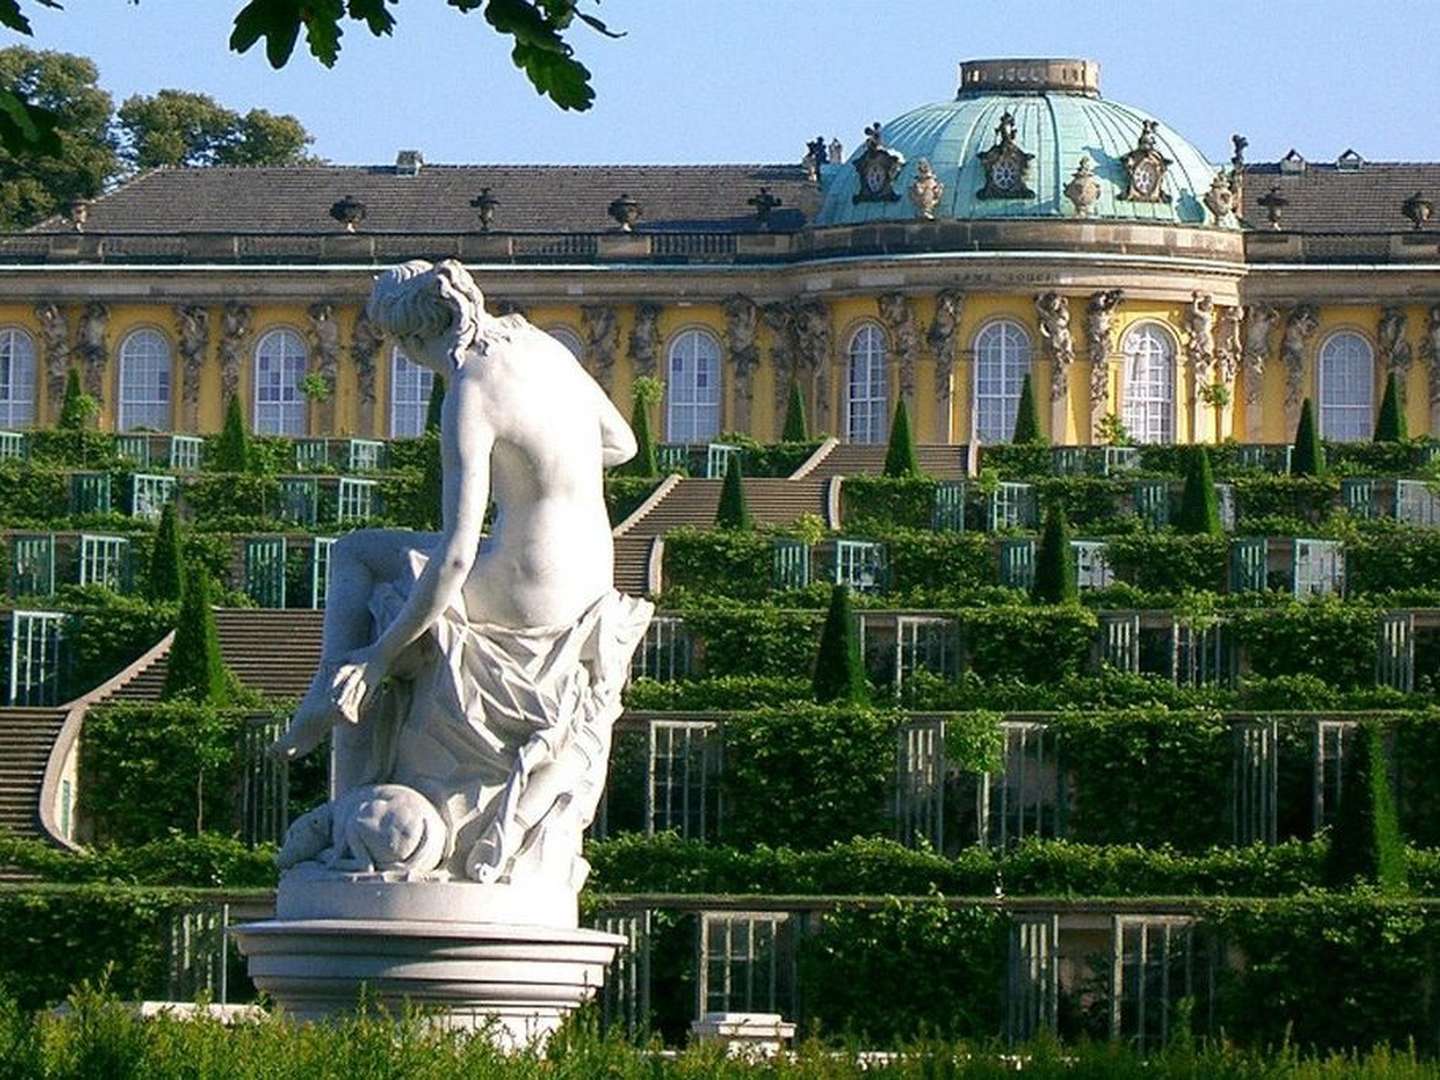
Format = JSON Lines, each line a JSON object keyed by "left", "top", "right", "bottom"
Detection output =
{"left": 0, "top": 58, "right": 1436, "bottom": 450}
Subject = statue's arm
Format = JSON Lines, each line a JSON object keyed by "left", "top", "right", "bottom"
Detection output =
{"left": 370, "top": 376, "right": 491, "bottom": 671}
{"left": 592, "top": 377, "right": 637, "bottom": 467}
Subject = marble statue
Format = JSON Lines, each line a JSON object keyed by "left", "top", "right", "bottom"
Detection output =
{"left": 1035, "top": 291, "right": 1074, "bottom": 401}
{"left": 271, "top": 258, "right": 653, "bottom": 897}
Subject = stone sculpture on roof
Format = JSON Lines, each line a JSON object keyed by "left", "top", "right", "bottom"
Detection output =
{"left": 978, "top": 112, "right": 1035, "bottom": 200}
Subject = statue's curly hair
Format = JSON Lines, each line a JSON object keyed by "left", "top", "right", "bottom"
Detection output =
{"left": 367, "top": 259, "right": 486, "bottom": 364}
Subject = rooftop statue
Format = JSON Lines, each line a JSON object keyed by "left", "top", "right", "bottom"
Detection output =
{"left": 271, "top": 257, "right": 653, "bottom": 898}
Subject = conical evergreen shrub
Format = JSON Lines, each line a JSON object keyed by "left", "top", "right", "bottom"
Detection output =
{"left": 57, "top": 368, "right": 94, "bottom": 431}
{"left": 1032, "top": 503, "right": 1077, "bottom": 604}
{"left": 425, "top": 375, "right": 445, "bottom": 433}
{"left": 214, "top": 396, "right": 250, "bottom": 473}
{"left": 1290, "top": 397, "right": 1326, "bottom": 477}
{"left": 714, "top": 454, "right": 751, "bottom": 529}
{"left": 1176, "top": 446, "right": 1222, "bottom": 536}
{"left": 148, "top": 502, "right": 185, "bottom": 603}
{"left": 882, "top": 399, "right": 920, "bottom": 478}
{"left": 1374, "top": 372, "right": 1408, "bottom": 443}
{"left": 1012, "top": 374, "right": 1046, "bottom": 445}
{"left": 812, "top": 584, "right": 867, "bottom": 704}
{"left": 419, "top": 433, "right": 443, "bottom": 531}
{"left": 619, "top": 378, "right": 659, "bottom": 478}
{"left": 781, "top": 378, "right": 809, "bottom": 442}
{"left": 162, "top": 565, "right": 232, "bottom": 705}
{"left": 1323, "top": 721, "right": 1407, "bottom": 893}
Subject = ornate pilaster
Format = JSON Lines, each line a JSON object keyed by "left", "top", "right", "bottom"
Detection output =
{"left": 76, "top": 301, "right": 108, "bottom": 403}
{"left": 351, "top": 308, "right": 384, "bottom": 436}
{"left": 219, "top": 302, "right": 253, "bottom": 406}
{"left": 34, "top": 302, "right": 70, "bottom": 423}
{"left": 1241, "top": 304, "right": 1281, "bottom": 441}
{"left": 877, "top": 292, "right": 919, "bottom": 412}
{"left": 926, "top": 289, "right": 964, "bottom": 442}
{"left": 761, "top": 300, "right": 796, "bottom": 434}
{"left": 722, "top": 294, "right": 759, "bottom": 435}
{"left": 1281, "top": 304, "right": 1320, "bottom": 429}
{"left": 626, "top": 302, "right": 662, "bottom": 380}
{"left": 581, "top": 305, "right": 619, "bottom": 395}
{"left": 1423, "top": 303, "right": 1440, "bottom": 433}
{"left": 1035, "top": 292, "right": 1074, "bottom": 440}
{"left": 1379, "top": 306, "right": 1413, "bottom": 390}
{"left": 1084, "top": 290, "right": 1124, "bottom": 443}
{"left": 308, "top": 302, "right": 342, "bottom": 434}
{"left": 174, "top": 304, "right": 211, "bottom": 431}
{"left": 792, "top": 299, "right": 831, "bottom": 432}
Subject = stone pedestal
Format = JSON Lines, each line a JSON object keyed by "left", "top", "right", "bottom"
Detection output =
{"left": 691, "top": 1011, "right": 797, "bottom": 1056}
{"left": 232, "top": 915, "right": 623, "bottom": 1048}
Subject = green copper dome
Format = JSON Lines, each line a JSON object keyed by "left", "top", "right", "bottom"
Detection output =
{"left": 817, "top": 58, "right": 1235, "bottom": 230}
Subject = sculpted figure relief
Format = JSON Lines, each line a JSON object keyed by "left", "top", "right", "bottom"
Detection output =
{"left": 581, "top": 304, "right": 619, "bottom": 393}
{"left": 34, "top": 302, "right": 69, "bottom": 417}
{"left": 1217, "top": 306, "right": 1244, "bottom": 386}
{"left": 1282, "top": 304, "right": 1320, "bottom": 418}
{"left": 722, "top": 294, "right": 759, "bottom": 432}
{"left": 219, "top": 302, "right": 253, "bottom": 404}
{"left": 351, "top": 308, "right": 384, "bottom": 409}
{"left": 77, "top": 301, "right": 108, "bottom": 399}
{"left": 1035, "top": 292, "right": 1074, "bottom": 401}
{"left": 174, "top": 305, "right": 211, "bottom": 422}
{"left": 1424, "top": 304, "right": 1440, "bottom": 414}
{"left": 1379, "top": 306, "right": 1413, "bottom": 376}
{"left": 877, "top": 292, "right": 919, "bottom": 403}
{"left": 792, "top": 299, "right": 831, "bottom": 428}
{"left": 626, "top": 301, "right": 662, "bottom": 379}
{"left": 928, "top": 289, "right": 964, "bottom": 436}
{"left": 1185, "top": 293, "right": 1216, "bottom": 381}
{"left": 1085, "top": 289, "right": 1124, "bottom": 416}
{"left": 1242, "top": 304, "right": 1281, "bottom": 406}
{"left": 272, "top": 260, "right": 652, "bottom": 896}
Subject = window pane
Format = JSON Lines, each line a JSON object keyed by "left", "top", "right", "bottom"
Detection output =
{"left": 973, "top": 320, "right": 1033, "bottom": 443}
{"left": 389, "top": 347, "right": 435, "bottom": 438}
{"left": 846, "top": 323, "right": 888, "bottom": 444}
{"left": 1122, "top": 324, "right": 1175, "bottom": 445}
{"left": 118, "top": 328, "right": 172, "bottom": 431}
{"left": 666, "top": 330, "right": 722, "bottom": 443}
{"left": 1319, "top": 332, "right": 1373, "bottom": 443}
{"left": 0, "top": 328, "right": 37, "bottom": 428}
{"left": 253, "top": 328, "right": 308, "bottom": 436}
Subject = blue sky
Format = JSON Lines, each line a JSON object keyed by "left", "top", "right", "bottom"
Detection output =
{"left": 26, "top": 0, "right": 1440, "bottom": 166}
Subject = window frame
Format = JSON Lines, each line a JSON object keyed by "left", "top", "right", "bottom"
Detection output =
{"left": 971, "top": 318, "right": 1034, "bottom": 444}
{"left": 1120, "top": 321, "right": 1178, "bottom": 446}
{"left": 252, "top": 327, "right": 309, "bottom": 436}
{"left": 388, "top": 345, "right": 435, "bottom": 438}
{"left": 844, "top": 320, "right": 890, "bottom": 444}
{"left": 664, "top": 327, "right": 723, "bottom": 444}
{"left": 0, "top": 326, "right": 38, "bottom": 429}
{"left": 116, "top": 326, "right": 174, "bottom": 432}
{"left": 1316, "top": 329, "right": 1375, "bottom": 443}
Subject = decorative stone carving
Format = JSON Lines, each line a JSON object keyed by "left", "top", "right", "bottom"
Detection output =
{"left": 1185, "top": 293, "right": 1216, "bottom": 382}
{"left": 1258, "top": 185, "right": 1289, "bottom": 229}
{"left": 64, "top": 198, "right": 88, "bottom": 232}
{"left": 908, "top": 159, "right": 944, "bottom": 220}
{"left": 1228, "top": 134, "right": 1248, "bottom": 212}
{"left": 1217, "top": 306, "right": 1244, "bottom": 386}
{"left": 1403, "top": 192, "right": 1433, "bottom": 231}
{"left": 351, "top": 308, "right": 384, "bottom": 435}
{"left": 1242, "top": 304, "right": 1281, "bottom": 405}
{"left": 722, "top": 294, "right": 760, "bottom": 433}
{"left": 1379, "top": 306, "right": 1413, "bottom": 378}
{"left": 977, "top": 112, "right": 1034, "bottom": 200}
{"left": 1085, "top": 290, "right": 1124, "bottom": 431}
{"left": 1035, "top": 292, "right": 1074, "bottom": 402}
{"left": 219, "top": 302, "right": 252, "bottom": 404}
{"left": 878, "top": 293, "right": 919, "bottom": 405}
{"left": 792, "top": 299, "right": 831, "bottom": 430}
{"left": 470, "top": 188, "right": 499, "bottom": 231}
{"left": 802, "top": 135, "right": 828, "bottom": 183}
{"left": 308, "top": 302, "right": 342, "bottom": 433}
{"left": 1203, "top": 173, "right": 1236, "bottom": 223}
{"left": 174, "top": 304, "right": 211, "bottom": 428}
{"left": 747, "top": 187, "right": 782, "bottom": 228}
{"left": 761, "top": 300, "right": 796, "bottom": 422}
{"left": 34, "top": 302, "right": 70, "bottom": 420}
{"left": 1424, "top": 304, "right": 1440, "bottom": 427}
{"left": 243, "top": 258, "right": 648, "bottom": 1039}
{"left": 330, "top": 195, "right": 366, "bottom": 232}
{"left": 626, "top": 302, "right": 662, "bottom": 379}
{"left": 927, "top": 289, "right": 964, "bottom": 440}
{"left": 1281, "top": 304, "right": 1320, "bottom": 421}
{"left": 1064, "top": 156, "right": 1100, "bottom": 216}
{"left": 581, "top": 304, "right": 620, "bottom": 393}
{"left": 76, "top": 301, "right": 108, "bottom": 401}
{"left": 1120, "top": 119, "right": 1171, "bottom": 203}
{"left": 607, "top": 194, "right": 641, "bottom": 232}
{"left": 851, "top": 122, "right": 904, "bottom": 204}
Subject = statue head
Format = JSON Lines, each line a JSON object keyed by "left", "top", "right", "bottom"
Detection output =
{"left": 369, "top": 258, "right": 487, "bottom": 374}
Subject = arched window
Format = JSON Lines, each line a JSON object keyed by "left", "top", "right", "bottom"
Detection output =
{"left": 389, "top": 346, "right": 435, "bottom": 438}
{"left": 1121, "top": 323, "right": 1176, "bottom": 445}
{"left": 666, "top": 329, "right": 722, "bottom": 443}
{"left": 972, "top": 320, "right": 1033, "bottom": 443}
{"left": 1318, "top": 331, "right": 1374, "bottom": 442}
{"left": 253, "top": 328, "right": 308, "bottom": 436}
{"left": 0, "top": 327, "right": 37, "bottom": 428}
{"left": 546, "top": 325, "right": 585, "bottom": 363}
{"left": 117, "top": 328, "right": 172, "bottom": 432}
{"left": 846, "top": 322, "right": 889, "bottom": 443}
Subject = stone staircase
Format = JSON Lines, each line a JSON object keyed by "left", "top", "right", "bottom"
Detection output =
{"left": 0, "top": 707, "right": 66, "bottom": 843}
{"left": 801, "top": 443, "right": 969, "bottom": 482}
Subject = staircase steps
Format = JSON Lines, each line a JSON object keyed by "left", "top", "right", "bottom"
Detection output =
{"left": 0, "top": 707, "right": 66, "bottom": 840}
{"left": 802, "top": 443, "right": 968, "bottom": 482}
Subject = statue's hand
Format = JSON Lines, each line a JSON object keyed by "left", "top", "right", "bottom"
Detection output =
{"left": 269, "top": 648, "right": 385, "bottom": 762}
{"left": 328, "top": 646, "right": 384, "bottom": 727}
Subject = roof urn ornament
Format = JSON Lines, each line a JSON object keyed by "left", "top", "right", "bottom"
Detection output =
{"left": 977, "top": 111, "right": 1035, "bottom": 200}
{"left": 851, "top": 122, "right": 904, "bottom": 205}
{"left": 1204, "top": 173, "right": 1236, "bottom": 224}
{"left": 747, "top": 186, "right": 783, "bottom": 228}
{"left": 908, "top": 159, "right": 944, "bottom": 220}
{"left": 65, "top": 198, "right": 89, "bottom": 232}
{"left": 1402, "top": 191, "right": 1433, "bottom": 231}
{"left": 329, "top": 194, "right": 366, "bottom": 232}
{"left": 1119, "top": 119, "right": 1171, "bottom": 203}
{"left": 1258, "top": 185, "right": 1289, "bottom": 229}
{"left": 1064, "top": 156, "right": 1101, "bottom": 217}
{"left": 470, "top": 188, "right": 500, "bottom": 231}
{"left": 607, "top": 193, "right": 641, "bottom": 232}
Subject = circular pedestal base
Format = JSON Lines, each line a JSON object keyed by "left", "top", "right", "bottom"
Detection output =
{"left": 231, "top": 919, "right": 624, "bottom": 1049}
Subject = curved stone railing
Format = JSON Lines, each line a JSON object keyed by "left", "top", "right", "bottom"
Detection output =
{"left": 789, "top": 437, "right": 839, "bottom": 481}
{"left": 611, "top": 473, "right": 681, "bottom": 538}
{"left": 38, "top": 630, "right": 176, "bottom": 850}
